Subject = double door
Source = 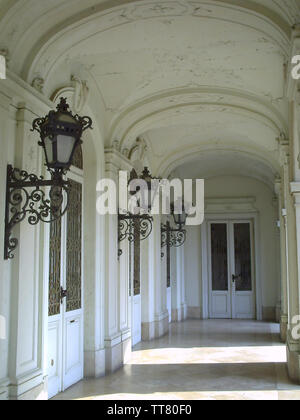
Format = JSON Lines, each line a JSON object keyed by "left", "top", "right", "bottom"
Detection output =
{"left": 208, "top": 221, "right": 255, "bottom": 319}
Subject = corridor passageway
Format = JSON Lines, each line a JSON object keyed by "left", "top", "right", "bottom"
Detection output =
{"left": 53, "top": 320, "right": 300, "bottom": 401}
{"left": 1, "top": 1, "right": 300, "bottom": 400}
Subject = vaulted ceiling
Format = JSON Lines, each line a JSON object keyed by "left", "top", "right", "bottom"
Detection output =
{"left": 1, "top": 0, "right": 299, "bottom": 184}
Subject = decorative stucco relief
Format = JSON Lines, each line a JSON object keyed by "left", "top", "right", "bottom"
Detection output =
{"left": 71, "top": 75, "right": 89, "bottom": 114}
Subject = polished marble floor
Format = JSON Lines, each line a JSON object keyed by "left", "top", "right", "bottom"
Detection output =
{"left": 53, "top": 320, "right": 300, "bottom": 400}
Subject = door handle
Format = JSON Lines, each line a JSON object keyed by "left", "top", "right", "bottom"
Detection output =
{"left": 232, "top": 274, "right": 241, "bottom": 283}
{"left": 60, "top": 287, "right": 68, "bottom": 304}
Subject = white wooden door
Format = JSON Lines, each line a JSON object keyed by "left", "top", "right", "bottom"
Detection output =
{"left": 47, "top": 169, "right": 84, "bottom": 399}
{"left": 131, "top": 294, "right": 141, "bottom": 346}
{"left": 166, "top": 239, "right": 171, "bottom": 323}
{"left": 208, "top": 221, "right": 255, "bottom": 319}
{"left": 130, "top": 226, "right": 141, "bottom": 347}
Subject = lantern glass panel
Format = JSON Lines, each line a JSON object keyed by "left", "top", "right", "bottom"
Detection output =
{"left": 173, "top": 212, "right": 179, "bottom": 226}
{"left": 44, "top": 136, "right": 54, "bottom": 165}
{"left": 181, "top": 211, "right": 187, "bottom": 226}
{"left": 173, "top": 208, "right": 187, "bottom": 228}
{"left": 56, "top": 134, "right": 76, "bottom": 164}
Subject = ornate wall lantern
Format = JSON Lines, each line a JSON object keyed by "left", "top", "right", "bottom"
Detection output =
{"left": 171, "top": 202, "right": 187, "bottom": 231}
{"left": 4, "top": 98, "right": 92, "bottom": 260}
{"left": 118, "top": 167, "right": 155, "bottom": 257}
{"left": 161, "top": 202, "right": 187, "bottom": 253}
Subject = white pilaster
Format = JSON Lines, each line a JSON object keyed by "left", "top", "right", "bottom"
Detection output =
{"left": 153, "top": 216, "right": 169, "bottom": 337}
{"left": 141, "top": 215, "right": 168, "bottom": 339}
{"left": 141, "top": 234, "right": 155, "bottom": 341}
{"left": 0, "top": 92, "right": 13, "bottom": 400}
{"left": 9, "top": 104, "right": 47, "bottom": 399}
{"left": 172, "top": 246, "right": 184, "bottom": 322}
{"left": 104, "top": 149, "right": 132, "bottom": 373}
{"left": 104, "top": 158, "right": 122, "bottom": 373}
{"left": 284, "top": 32, "right": 300, "bottom": 382}
{"left": 83, "top": 150, "right": 105, "bottom": 378}
{"left": 274, "top": 175, "right": 288, "bottom": 340}
{"left": 288, "top": 182, "right": 300, "bottom": 382}
{"left": 180, "top": 245, "right": 187, "bottom": 321}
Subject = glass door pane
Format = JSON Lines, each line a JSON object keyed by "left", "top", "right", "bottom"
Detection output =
{"left": 211, "top": 224, "right": 228, "bottom": 291}
{"left": 234, "top": 223, "right": 252, "bottom": 292}
{"left": 133, "top": 219, "right": 141, "bottom": 296}
{"left": 167, "top": 240, "right": 171, "bottom": 288}
{"left": 48, "top": 218, "right": 62, "bottom": 317}
{"left": 66, "top": 179, "right": 82, "bottom": 312}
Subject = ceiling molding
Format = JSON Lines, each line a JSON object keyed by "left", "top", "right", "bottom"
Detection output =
{"left": 108, "top": 87, "right": 288, "bottom": 150}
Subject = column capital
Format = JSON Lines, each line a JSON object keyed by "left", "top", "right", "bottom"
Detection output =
{"left": 295, "top": 85, "right": 300, "bottom": 107}
{"left": 290, "top": 182, "right": 300, "bottom": 195}
{"left": 105, "top": 147, "right": 133, "bottom": 175}
{"left": 277, "top": 133, "right": 290, "bottom": 167}
{"left": 291, "top": 182, "right": 300, "bottom": 207}
{"left": 274, "top": 175, "right": 282, "bottom": 197}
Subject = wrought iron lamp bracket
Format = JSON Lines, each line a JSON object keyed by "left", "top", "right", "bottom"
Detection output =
{"left": 4, "top": 164, "right": 70, "bottom": 260}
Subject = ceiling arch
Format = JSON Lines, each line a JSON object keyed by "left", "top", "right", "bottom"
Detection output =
{"left": 109, "top": 87, "right": 287, "bottom": 149}
{"left": 19, "top": 0, "right": 291, "bottom": 91}
{"left": 11, "top": 1, "right": 289, "bottom": 146}
{"left": 158, "top": 145, "right": 280, "bottom": 189}
{"left": 0, "top": 1, "right": 293, "bottom": 80}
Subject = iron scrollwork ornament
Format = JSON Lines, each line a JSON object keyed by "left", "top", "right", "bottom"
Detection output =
{"left": 118, "top": 213, "right": 153, "bottom": 257}
{"left": 118, "top": 166, "right": 156, "bottom": 258}
{"left": 4, "top": 165, "right": 70, "bottom": 260}
{"left": 161, "top": 221, "right": 186, "bottom": 251}
{"left": 118, "top": 214, "right": 153, "bottom": 243}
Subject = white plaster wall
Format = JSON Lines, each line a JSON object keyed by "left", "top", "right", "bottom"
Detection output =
{"left": 184, "top": 175, "right": 280, "bottom": 320}
{"left": 185, "top": 226, "right": 202, "bottom": 317}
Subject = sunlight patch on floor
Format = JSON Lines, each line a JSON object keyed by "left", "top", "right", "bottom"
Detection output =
{"left": 72, "top": 390, "right": 300, "bottom": 401}
{"left": 128, "top": 346, "right": 287, "bottom": 365}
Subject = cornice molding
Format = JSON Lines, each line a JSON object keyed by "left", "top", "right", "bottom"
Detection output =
{"left": 290, "top": 181, "right": 300, "bottom": 197}
{"left": 0, "top": 70, "right": 52, "bottom": 116}
{"left": 205, "top": 197, "right": 258, "bottom": 214}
